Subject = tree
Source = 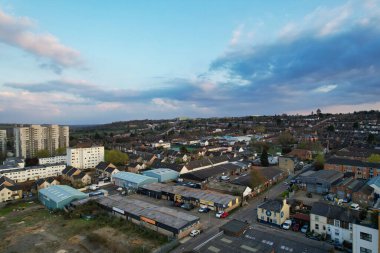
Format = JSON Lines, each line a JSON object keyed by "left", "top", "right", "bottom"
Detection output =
{"left": 314, "top": 153, "right": 325, "bottom": 170}
{"left": 250, "top": 169, "right": 266, "bottom": 188}
{"left": 94, "top": 132, "right": 101, "bottom": 140}
{"left": 105, "top": 150, "right": 129, "bottom": 166}
{"left": 368, "top": 154, "right": 380, "bottom": 163}
{"left": 35, "top": 149, "right": 50, "bottom": 158}
{"left": 353, "top": 122, "right": 359, "bottom": 129}
{"left": 326, "top": 125, "right": 335, "bottom": 132}
{"left": 278, "top": 131, "right": 295, "bottom": 146}
{"left": 260, "top": 148, "right": 269, "bottom": 167}
{"left": 55, "top": 147, "right": 66, "bottom": 156}
{"left": 25, "top": 157, "right": 39, "bottom": 167}
{"left": 180, "top": 146, "right": 188, "bottom": 154}
{"left": 367, "top": 133, "right": 375, "bottom": 144}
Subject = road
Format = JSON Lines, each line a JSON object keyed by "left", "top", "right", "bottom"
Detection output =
{"left": 172, "top": 181, "right": 288, "bottom": 253}
{"left": 172, "top": 167, "right": 318, "bottom": 253}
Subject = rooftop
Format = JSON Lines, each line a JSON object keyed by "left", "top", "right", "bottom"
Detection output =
{"left": 97, "top": 195, "right": 199, "bottom": 230}
{"left": 39, "top": 185, "right": 88, "bottom": 203}
{"left": 112, "top": 171, "right": 156, "bottom": 184}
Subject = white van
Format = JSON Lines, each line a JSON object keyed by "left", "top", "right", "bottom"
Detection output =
{"left": 350, "top": 203, "right": 360, "bottom": 210}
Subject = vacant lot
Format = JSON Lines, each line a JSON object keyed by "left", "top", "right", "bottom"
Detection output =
{"left": 0, "top": 201, "right": 167, "bottom": 253}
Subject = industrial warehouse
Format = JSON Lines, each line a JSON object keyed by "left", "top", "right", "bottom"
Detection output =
{"left": 38, "top": 185, "right": 88, "bottom": 210}
{"left": 111, "top": 171, "right": 158, "bottom": 189}
{"left": 138, "top": 183, "right": 240, "bottom": 212}
{"left": 96, "top": 195, "right": 200, "bottom": 239}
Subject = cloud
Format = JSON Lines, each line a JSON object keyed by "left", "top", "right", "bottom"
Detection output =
{"left": 0, "top": 9, "right": 82, "bottom": 73}
{"left": 230, "top": 24, "right": 244, "bottom": 46}
{"left": 313, "top": 84, "right": 337, "bottom": 93}
{"left": 1, "top": 0, "right": 380, "bottom": 123}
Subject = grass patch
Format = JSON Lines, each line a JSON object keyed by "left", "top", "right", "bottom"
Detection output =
{"left": 0, "top": 201, "right": 36, "bottom": 216}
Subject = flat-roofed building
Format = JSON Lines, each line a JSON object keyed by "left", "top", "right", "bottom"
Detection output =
{"left": 67, "top": 146, "right": 104, "bottom": 169}
{"left": 97, "top": 195, "right": 200, "bottom": 239}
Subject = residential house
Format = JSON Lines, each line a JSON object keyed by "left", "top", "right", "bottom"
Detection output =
{"left": 0, "top": 176, "right": 22, "bottom": 202}
{"left": 325, "top": 157, "right": 380, "bottom": 179}
{"left": 127, "top": 162, "right": 146, "bottom": 173}
{"left": 95, "top": 162, "right": 120, "bottom": 178}
{"left": 35, "top": 177, "right": 60, "bottom": 191}
{"left": 310, "top": 202, "right": 359, "bottom": 245}
{"left": 257, "top": 199, "right": 290, "bottom": 227}
{"left": 179, "top": 155, "right": 229, "bottom": 174}
{"left": 288, "top": 149, "right": 313, "bottom": 161}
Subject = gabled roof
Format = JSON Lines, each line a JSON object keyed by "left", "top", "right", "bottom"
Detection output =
{"left": 258, "top": 199, "right": 284, "bottom": 212}
{"left": 39, "top": 185, "right": 87, "bottom": 203}
{"left": 61, "top": 166, "right": 72, "bottom": 175}
{"left": 96, "top": 161, "right": 111, "bottom": 170}
{"left": 311, "top": 202, "right": 359, "bottom": 222}
{"left": 67, "top": 167, "right": 80, "bottom": 177}
{"left": 0, "top": 184, "right": 20, "bottom": 191}
{"left": 0, "top": 175, "right": 16, "bottom": 186}
{"left": 73, "top": 172, "right": 88, "bottom": 180}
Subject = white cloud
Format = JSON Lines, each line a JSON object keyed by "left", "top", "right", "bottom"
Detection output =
{"left": 313, "top": 84, "right": 338, "bottom": 93}
{"left": 0, "top": 9, "right": 82, "bottom": 71}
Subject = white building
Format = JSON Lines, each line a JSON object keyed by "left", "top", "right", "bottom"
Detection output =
{"left": 39, "top": 156, "right": 67, "bottom": 165}
{"left": 0, "top": 129, "right": 6, "bottom": 154}
{"left": 67, "top": 146, "right": 104, "bottom": 169}
{"left": 0, "top": 164, "right": 65, "bottom": 183}
{"left": 353, "top": 223, "right": 378, "bottom": 253}
{"left": 310, "top": 202, "right": 355, "bottom": 245}
{"left": 14, "top": 125, "right": 69, "bottom": 158}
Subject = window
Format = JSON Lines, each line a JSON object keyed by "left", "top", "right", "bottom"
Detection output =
{"left": 360, "top": 232, "right": 372, "bottom": 242}
{"left": 335, "top": 229, "right": 339, "bottom": 236}
{"left": 315, "top": 224, "right": 319, "bottom": 229}
{"left": 360, "top": 247, "right": 372, "bottom": 253}
{"left": 323, "top": 225, "right": 326, "bottom": 231}
{"left": 334, "top": 220, "right": 340, "bottom": 227}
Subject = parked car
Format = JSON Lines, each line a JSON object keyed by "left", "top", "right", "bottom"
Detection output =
{"left": 89, "top": 184, "right": 99, "bottom": 191}
{"left": 174, "top": 201, "right": 183, "bottom": 207}
{"left": 300, "top": 224, "right": 309, "bottom": 233}
{"left": 198, "top": 207, "right": 211, "bottom": 213}
{"left": 117, "top": 187, "right": 123, "bottom": 191}
{"left": 181, "top": 203, "right": 195, "bottom": 211}
{"left": 189, "top": 229, "right": 201, "bottom": 237}
{"left": 220, "top": 175, "right": 230, "bottom": 181}
{"left": 216, "top": 211, "right": 229, "bottom": 218}
{"left": 350, "top": 203, "right": 360, "bottom": 210}
{"left": 292, "top": 223, "right": 300, "bottom": 232}
{"left": 281, "top": 220, "right": 292, "bottom": 230}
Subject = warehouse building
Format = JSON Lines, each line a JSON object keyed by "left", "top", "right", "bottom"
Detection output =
{"left": 142, "top": 168, "right": 179, "bottom": 182}
{"left": 38, "top": 185, "right": 88, "bottom": 210}
{"left": 298, "top": 170, "right": 344, "bottom": 194}
{"left": 139, "top": 183, "right": 240, "bottom": 212}
{"left": 111, "top": 172, "right": 158, "bottom": 189}
{"left": 97, "top": 195, "right": 200, "bottom": 239}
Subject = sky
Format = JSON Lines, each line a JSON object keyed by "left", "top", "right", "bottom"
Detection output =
{"left": 0, "top": 0, "right": 379, "bottom": 124}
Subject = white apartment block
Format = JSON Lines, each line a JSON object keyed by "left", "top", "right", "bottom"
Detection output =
{"left": 14, "top": 125, "right": 69, "bottom": 158}
{"left": 38, "top": 156, "right": 67, "bottom": 165}
{"left": 67, "top": 146, "right": 104, "bottom": 169}
{"left": 353, "top": 223, "right": 378, "bottom": 253}
{"left": 0, "top": 129, "right": 6, "bottom": 154}
{"left": 0, "top": 164, "right": 65, "bottom": 183}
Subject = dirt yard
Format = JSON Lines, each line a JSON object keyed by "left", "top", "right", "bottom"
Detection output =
{"left": 0, "top": 201, "right": 165, "bottom": 253}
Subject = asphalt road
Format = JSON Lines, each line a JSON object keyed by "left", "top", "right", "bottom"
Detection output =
{"left": 171, "top": 181, "right": 289, "bottom": 253}
{"left": 171, "top": 168, "right": 320, "bottom": 253}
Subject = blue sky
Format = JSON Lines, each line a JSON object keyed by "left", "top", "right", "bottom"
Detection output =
{"left": 0, "top": 0, "right": 379, "bottom": 124}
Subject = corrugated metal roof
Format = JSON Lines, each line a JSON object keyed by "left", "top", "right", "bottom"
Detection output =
{"left": 39, "top": 185, "right": 87, "bottom": 203}
{"left": 112, "top": 171, "right": 156, "bottom": 184}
